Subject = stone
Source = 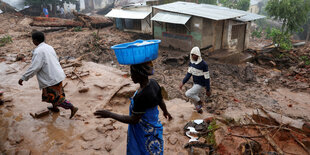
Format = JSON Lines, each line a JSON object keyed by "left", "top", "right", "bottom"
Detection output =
{"left": 81, "top": 130, "right": 97, "bottom": 141}
{"left": 78, "top": 86, "right": 89, "bottom": 93}
{"left": 168, "top": 135, "right": 178, "bottom": 145}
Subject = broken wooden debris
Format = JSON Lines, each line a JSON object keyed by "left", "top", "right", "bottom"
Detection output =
{"left": 105, "top": 83, "right": 130, "bottom": 105}
{"left": 63, "top": 82, "right": 68, "bottom": 88}
{"left": 71, "top": 71, "right": 89, "bottom": 80}
{"left": 289, "top": 132, "right": 310, "bottom": 154}
{"left": 246, "top": 115, "right": 284, "bottom": 155}
{"left": 94, "top": 84, "right": 107, "bottom": 89}
{"left": 72, "top": 71, "right": 86, "bottom": 84}
{"left": 253, "top": 108, "right": 307, "bottom": 134}
{"left": 30, "top": 109, "right": 50, "bottom": 118}
{"left": 30, "top": 12, "right": 113, "bottom": 29}
{"left": 6, "top": 70, "right": 18, "bottom": 75}
{"left": 30, "top": 17, "right": 83, "bottom": 27}
{"left": 62, "top": 61, "right": 82, "bottom": 68}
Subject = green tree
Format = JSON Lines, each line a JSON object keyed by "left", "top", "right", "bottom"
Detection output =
{"left": 265, "top": 0, "right": 310, "bottom": 34}
{"left": 235, "top": 0, "right": 250, "bottom": 11}
{"left": 199, "top": 0, "right": 217, "bottom": 5}
{"left": 219, "top": 0, "right": 250, "bottom": 11}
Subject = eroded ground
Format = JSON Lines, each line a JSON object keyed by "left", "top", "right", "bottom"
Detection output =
{"left": 1, "top": 13, "right": 310, "bottom": 154}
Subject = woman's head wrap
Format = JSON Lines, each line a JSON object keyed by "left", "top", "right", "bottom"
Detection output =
{"left": 130, "top": 61, "right": 154, "bottom": 77}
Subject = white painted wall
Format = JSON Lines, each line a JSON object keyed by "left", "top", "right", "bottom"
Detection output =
{"left": 141, "top": 16, "right": 152, "bottom": 34}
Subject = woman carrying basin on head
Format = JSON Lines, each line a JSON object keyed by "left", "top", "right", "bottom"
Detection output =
{"left": 94, "top": 61, "right": 172, "bottom": 155}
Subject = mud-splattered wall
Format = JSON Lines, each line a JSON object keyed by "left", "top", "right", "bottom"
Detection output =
{"left": 153, "top": 8, "right": 250, "bottom": 52}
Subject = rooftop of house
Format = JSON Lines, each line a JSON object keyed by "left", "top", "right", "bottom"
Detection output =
{"left": 153, "top": 1, "right": 265, "bottom": 22}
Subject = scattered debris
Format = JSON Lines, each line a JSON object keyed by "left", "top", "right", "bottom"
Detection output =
{"left": 238, "top": 140, "right": 261, "bottom": 155}
{"left": 94, "top": 84, "right": 108, "bottom": 89}
{"left": 78, "top": 86, "right": 89, "bottom": 93}
{"left": 30, "top": 109, "right": 50, "bottom": 118}
{"left": 30, "top": 12, "right": 113, "bottom": 29}
{"left": 16, "top": 53, "right": 25, "bottom": 61}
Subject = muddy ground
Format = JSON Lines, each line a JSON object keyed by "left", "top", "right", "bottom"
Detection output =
{"left": 0, "top": 13, "right": 310, "bottom": 154}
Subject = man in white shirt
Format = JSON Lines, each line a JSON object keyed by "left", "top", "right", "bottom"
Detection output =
{"left": 18, "top": 31, "right": 78, "bottom": 119}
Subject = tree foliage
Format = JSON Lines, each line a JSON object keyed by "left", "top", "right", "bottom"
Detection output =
{"left": 198, "top": 0, "right": 217, "bottom": 5}
{"left": 265, "top": 0, "right": 310, "bottom": 34}
{"left": 219, "top": 0, "right": 250, "bottom": 11}
{"left": 266, "top": 28, "right": 292, "bottom": 50}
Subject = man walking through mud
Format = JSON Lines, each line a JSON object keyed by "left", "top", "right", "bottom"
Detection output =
{"left": 180, "top": 46, "right": 211, "bottom": 113}
{"left": 18, "top": 31, "right": 78, "bottom": 119}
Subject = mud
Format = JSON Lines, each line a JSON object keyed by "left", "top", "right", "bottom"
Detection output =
{"left": 1, "top": 12, "right": 310, "bottom": 154}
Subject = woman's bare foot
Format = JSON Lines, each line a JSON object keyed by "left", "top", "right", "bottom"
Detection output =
{"left": 70, "top": 107, "right": 78, "bottom": 119}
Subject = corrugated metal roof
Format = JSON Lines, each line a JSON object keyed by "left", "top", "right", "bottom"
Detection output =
{"left": 153, "top": 1, "right": 265, "bottom": 21}
{"left": 199, "top": 3, "right": 265, "bottom": 21}
{"left": 105, "top": 9, "right": 151, "bottom": 19}
{"left": 236, "top": 12, "right": 265, "bottom": 22}
{"left": 153, "top": 1, "right": 245, "bottom": 21}
{"left": 151, "top": 12, "right": 191, "bottom": 25}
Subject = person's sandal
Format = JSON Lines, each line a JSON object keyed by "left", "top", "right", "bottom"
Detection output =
{"left": 70, "top": 107, "right": 78, "bottom": 119}
{"left": 47, "top": 106, "right": 60, "bottom": 112}
{"left": 195, "top": 105, "right": 203, "bottom": 114}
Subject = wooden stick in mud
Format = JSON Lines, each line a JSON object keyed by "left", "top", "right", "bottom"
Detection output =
{"left": 63, "top": 82, "right": 68, "bottom": 88}
{"left": 106, "top": 83, "right": 130, "bottom": 105}
{"left": 227, "top": 133, "right": 265, "bottom": 139}
{"left": 247, "top": 114, "right": 284, "bottom": 155}
{"left": 259, "top": 128, "right": 284, "bottom": 154}
{"left": 289, "top": 132, "right": 310, "bottom": 154}
{"left": 72, "top": 71, "right": 85, "bottom": 84}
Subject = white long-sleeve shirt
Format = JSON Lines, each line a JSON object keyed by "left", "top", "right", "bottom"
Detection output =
{"left": 21, "top": 42, "right": 66, "bottom": 89}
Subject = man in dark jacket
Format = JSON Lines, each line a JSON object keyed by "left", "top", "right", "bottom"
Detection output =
{"left": 180, "top": 47, "right": 211, "bottom": 113}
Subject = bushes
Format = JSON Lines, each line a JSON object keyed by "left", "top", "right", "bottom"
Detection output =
{"left": 0, "top": 35, "right": 12, "bottom": 47}
{"left": 251, "top": 28, "right": 262, "bottom": 38}
{"left": 266, "top": 28, "right": 292, "bottom": 50}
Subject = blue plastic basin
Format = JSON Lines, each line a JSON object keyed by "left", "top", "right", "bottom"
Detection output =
{"left": 111, "top": 39, "right": 161, "bottom": 65}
